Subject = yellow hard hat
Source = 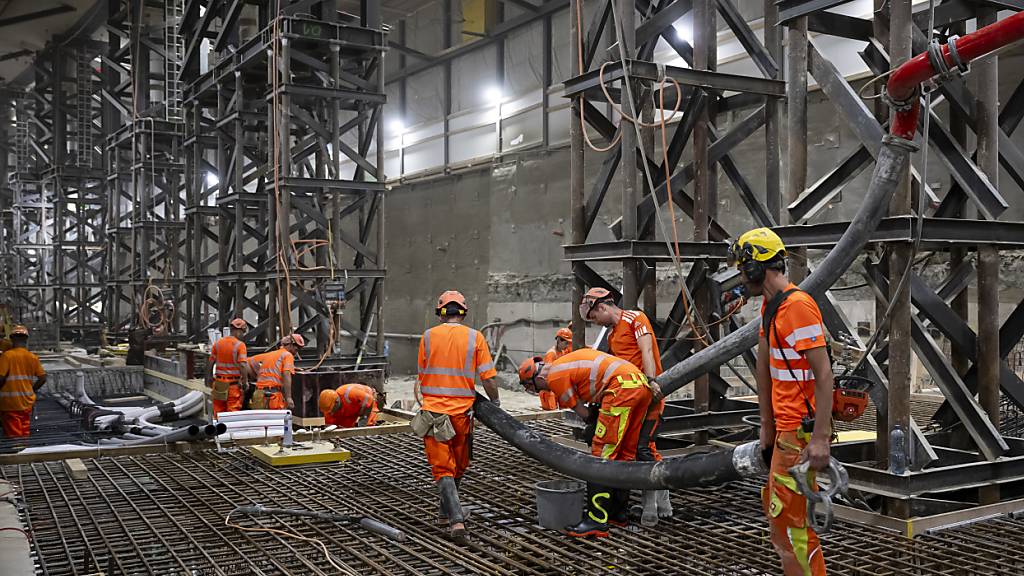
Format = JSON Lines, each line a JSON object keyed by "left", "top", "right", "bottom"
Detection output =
{"left": 729, "top": 228, "right": 787, "bottom": 266}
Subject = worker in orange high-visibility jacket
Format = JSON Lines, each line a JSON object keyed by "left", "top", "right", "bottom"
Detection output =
{"left": 319, "top": 383, "right": 380, "bottom": 428}
{"left": 580, "top": 287, "right": 672, "bottom": 526}
{"left": 0, "top": 326, "right": 46, "bottom": 438}
{"left": 206, "top": 318, "right": 249, "bottom": 417}
{"left": 415, "top": 290, "right": 501, "bottom": 541}
{"left": 731, "top": 227, "right": 832, "bottom": 576}
{"left": 518, "top": 349, "right": 652, "bottom": 538}
{"left": 539, "top": 328, "right": 573, "bottom": 410}
{"left": 246, "top": 334, "right": 304, "bottom": 411}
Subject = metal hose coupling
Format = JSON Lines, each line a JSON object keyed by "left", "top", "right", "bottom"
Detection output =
{"left": 788, "top": 458, "right": 849, "bottom": 534}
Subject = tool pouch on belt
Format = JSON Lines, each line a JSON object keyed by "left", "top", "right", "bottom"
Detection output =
{"left": 410, "top": 410, "right": 456, "bottom": 442}
{"left": 211, "top": 380, "right": 231, "bottom": 401}
{"left": 250, "top": 389, "right": 277, "bottom": 411}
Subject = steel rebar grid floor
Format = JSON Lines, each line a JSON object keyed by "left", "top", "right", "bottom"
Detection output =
{"left": 5, "top": 420, "right": 1024, "bottom": 575}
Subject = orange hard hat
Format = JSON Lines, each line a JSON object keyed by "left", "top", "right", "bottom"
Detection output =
{"left": 229, "top": 318, "right": 247, "bottom": 329}
{"left": 584, "top": 287, "right": 612, "bottom": 300}
{"left": 518, "top": 356, "right": 544, "bottom": 387}
{"left": 319, "top": 389, "right": 340, "bottom": 415}
{"left": 436, "top": 290, "right": 467, "bottom": 311}
{"left": 281, "top": 333, "right": 306, "bottom": 348}
{"left": 556, "top": 328, "right": 573, "bottom": 342}
{"left": 580, "top": 287, "right": 615, "bottom": 318}
{"left": 10, "top": 325, "right": 28, "bottom": 337}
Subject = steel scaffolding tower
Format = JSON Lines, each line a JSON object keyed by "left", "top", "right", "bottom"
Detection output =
{"left": 181, "top": 0, "right": 387, "bottom": 365}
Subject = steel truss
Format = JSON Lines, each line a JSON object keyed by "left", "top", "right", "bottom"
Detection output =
{"left": 181, "top": 0, "right": 386, "bottom": 364}
{"left": 566, "top": 0, "right": 1024, "bottom": 516}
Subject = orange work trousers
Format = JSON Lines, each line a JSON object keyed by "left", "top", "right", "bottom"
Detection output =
{"left": 762, "top": 429, "right": 827, "bottom": 576}
{"left": 1, "top": 409, "right": 32, "bottom": 438}
{"left": 591, "top": 378, "right": 652, "bottom": 462}
{"left": 251, "top": 387, "right": 287, "bottom": 410}
{"left": 424, "top": 412, "right": 473, "bottom": 481}
{"left": 538, "top": 390, "right": 558, "bottom": 410}
{"left": 212, "top": 382, "right": 243, "bottom": 417}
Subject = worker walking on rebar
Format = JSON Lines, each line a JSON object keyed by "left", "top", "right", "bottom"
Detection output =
{"left": 319, "top": 383, "right": 380, "bottom": 428}
{"left": 206, "top": 318, "right": 249, "bottom": 417}
{"left": 246, "top": 334, "right": 304, "bottom": 411}
{"left": 518, "top": 348, "right": 652, "bottom": 538}
{"left": 730, "top": 228, "right": 832, "bottom": 576}
{"left": 0, "top": 326, "right": 46, "bottom": 438}
{"left": 539, "top": 328, "right": 573, "bottom": 410}
{"left": 579, "top": 287, "right": 672, "bottom": 526}
{"left": 413, "top": 290, "right": 501, "bottom": 541}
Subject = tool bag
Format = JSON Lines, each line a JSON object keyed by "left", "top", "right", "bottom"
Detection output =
{"left": 410, "top": 410, "right": 457, "bottom": 442}
{"left": 249, "top": 387, "right": 281, "bottom": 410}
{"left": 211, "top": 380, "right": 231, "bottom": 401}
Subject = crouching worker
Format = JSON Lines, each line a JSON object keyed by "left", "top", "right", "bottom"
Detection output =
{"left": 319, "top": 383, "right": 380, "bottom": 428}
{"left": 518, "top": 349, "right": 652, "bottom": 538}
{"left": 413, "top": 291, "right": 501, "bottom": 540}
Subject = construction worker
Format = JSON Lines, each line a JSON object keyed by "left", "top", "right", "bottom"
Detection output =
{"left": 730, "top": 227, "right": 832, "bottom": 576}
{"left": 539, "top": 327, "right": 573, "bottom": 410}
{"left": 518, "top": 348, "right": 652, "bottom": 538}
{"left": 580, "top": 287, "right": 672, "bottom": 525}
{"left": 246, "top": 334, "right": 304, "bottom": 411}
{"left": 206, "top": 318, "right": 249, "bottom": 417}
{"left": 319, "top": 383, "right": 380, "bottom": 428}
{"left": 414, "top": 290, "right": 501, "bottom": 540}
{"left": 0, "top": 326, "right": 46, "bottom": 438}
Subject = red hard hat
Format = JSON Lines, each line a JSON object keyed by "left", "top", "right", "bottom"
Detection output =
{"left": 556, "top": 328, "right": 573, "bottom": 342}
{"left": 10, "top": 325, "right": 28, "bottom": 337}
{"left": 518, "top": 356, "right": 544, "bottom": 386}
{"left": 281, "top": 333, "right": 306, "bottom": 348}
{"left": 580, "top": 287, "right": 614, "bottom": 318}
{"left": 584, "top": 287, "right": 612, "bottom": 300}
{"left": 436, "top": 290, "right": 467, "bottom": 311}
{"left": 229, "top": 318, "right": 247, "bottom": 329}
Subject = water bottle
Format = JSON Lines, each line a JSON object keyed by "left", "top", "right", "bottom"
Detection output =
{"left": 889, "top": 424, "right": 907, "bottom": 474}
{"left": 383, "top": 340, "right": 390, "bottom": 357}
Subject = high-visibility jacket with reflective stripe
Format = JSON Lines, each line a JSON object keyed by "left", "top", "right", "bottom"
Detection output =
{"left": 0, "top": 348, "right": 45, "bottom": 412}
{"left": 250, "top": 349, "right": 295, "bottom": 390}
{"left": 608, "top": 310, "right": 663, "bottom": 376}
{"left": 543, "top": 348, "right": 644, "bottom": 409}
{"left": 332, "top": 383, "right": 377, "bottom": 418}
{"left": 758, "top": 283, "right": 827, "bottom": 432}
{"left": 211, "top": 336, "right": 247, "bottom": 382}
{"left": 417, "top": 323, "right": 497, "bottom": 416}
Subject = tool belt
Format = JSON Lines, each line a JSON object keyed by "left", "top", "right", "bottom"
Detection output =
{"left": 250, "top": 386, "right": 282, "bottom": 410}
{"left": 410, "top": 410, "right": 457, "bottom": 442}
{"left": 210, "top": 379, "right": 238, "bottom": 401}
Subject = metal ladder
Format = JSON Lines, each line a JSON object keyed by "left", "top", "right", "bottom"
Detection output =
{"left": 164, "top": 0, "right": 185, "bottom": 122}
{"left": 76, "top": 50, "right": 93, "bottom": 168}
{"left": 14, "top": 93, "right": 29, "bottom": 174}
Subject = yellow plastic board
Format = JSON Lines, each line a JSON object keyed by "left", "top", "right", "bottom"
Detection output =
{"left": 835, "top": 430, "right": 876, "bottom": 443}
{"left": 248, "top": 442, "right": 351, "bottom": 467}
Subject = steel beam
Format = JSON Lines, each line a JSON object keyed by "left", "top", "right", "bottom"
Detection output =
{"left": 562, "top": 60, "right": 786, "bottom": 98}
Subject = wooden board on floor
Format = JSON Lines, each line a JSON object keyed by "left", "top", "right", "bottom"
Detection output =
{"left": 248, "top": 442, "right": 351, "bottom": 467}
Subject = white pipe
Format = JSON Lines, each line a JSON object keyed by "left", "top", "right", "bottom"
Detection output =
{"left": 220, "top": 419, "right": 286, "bottom": 430}
{"left": 218, "top": 428, "right": 285, "bottom": 440}
{"left": 215, "top": 410, "right": 290, "bottom": 423}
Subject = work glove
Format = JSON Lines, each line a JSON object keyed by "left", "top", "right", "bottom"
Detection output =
{"left": 582, "top": 402, "right": 600, "bottom": 446}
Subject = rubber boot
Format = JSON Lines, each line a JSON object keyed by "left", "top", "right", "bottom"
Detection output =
{"left": 656, "top": 489, "right": 673, "bottom": 519}
{"left": 437, "top": 477, "right": 471, "bottom": 526}
{"left": 438, "top": 477, "right": 467, "bottom": 540}
{"left": 641, "top": 490, "right": 659, "bottom": 527}
{"left": 608, "top": 489, "right": 631, "bottom": 528}
{"left": 566, "top": 483, "right": 611, "bottom": 538}
{"left": 636, "top": 419, "right": 657, "bottom": 462}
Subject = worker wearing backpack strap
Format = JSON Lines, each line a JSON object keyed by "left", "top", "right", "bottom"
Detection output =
{"left": 730, "top": 227, "right": 832, "bottom": 576}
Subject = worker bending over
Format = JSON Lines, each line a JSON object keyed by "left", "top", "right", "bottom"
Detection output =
{"left": 731, "top": 228, "right": 832, "bottom": 576}
{"left": 247, "top": 334, "right": 304, "bottom": 411}
{"left": 539, "top": 327, "right": 573, "bottom": 410}
{"left": 206, "top": 318, "right": 249, "bottom": 417}
{"left": 414, "top": 291, "right": 501, "bottom": 540}
{"left": 518, "top": 348, "right": 652, "bottom": 538}
{"left": 580, "top": 287, "right": 672, "bottom": 525}
{"left": 0, "top": 326, "right": 46, "bottom": 438}
{"left": 319, "top": 383, "right": 380, "bottom": 428}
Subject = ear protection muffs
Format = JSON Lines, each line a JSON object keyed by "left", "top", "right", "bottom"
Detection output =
{"left": 741, "top": 258, "right": 767, "bottom": 284}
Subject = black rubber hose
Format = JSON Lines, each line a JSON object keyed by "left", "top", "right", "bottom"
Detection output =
{"left": 473, "top": 136, "right": 917, "bottom": 488}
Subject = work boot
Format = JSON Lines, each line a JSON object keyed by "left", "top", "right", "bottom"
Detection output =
{"left": 656, "top": 489, "right": 674, "bottom": 519}
{"left": 438, "top": 477, "right": 467, "bottom": 540}
{"left": 641, "top": 490, "right": 659, "bottom": 527}
{"left": 566, "top": 483, "right": 611, "bottom": 538}
{"left": 608, "top": 489, "right": 631, "bottom": 528}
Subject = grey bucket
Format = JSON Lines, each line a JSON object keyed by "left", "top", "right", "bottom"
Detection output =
{"left": 536, "top": 480, "right": 585, "bottom": 530}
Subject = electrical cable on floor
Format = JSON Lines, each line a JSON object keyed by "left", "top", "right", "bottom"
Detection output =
{"left": 224, "top": 512, "right": 359, "bottom": 575}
